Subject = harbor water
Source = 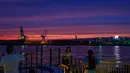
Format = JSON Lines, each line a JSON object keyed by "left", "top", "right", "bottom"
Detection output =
{"left": 0, "top": 45, "right": 130, "bottom": 64}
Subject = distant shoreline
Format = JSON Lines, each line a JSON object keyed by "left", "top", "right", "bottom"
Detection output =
{"left": 0, "top": 39, "right": 130, "bottom": 46}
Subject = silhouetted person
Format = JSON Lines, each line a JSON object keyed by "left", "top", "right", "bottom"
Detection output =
{"left": 29, "top": 69, "right": 36, "bottom": 73}
{"left": 62, "top": 47, "right": 72, "bottom": 66}
{"left": 0, "top": 53, "right": 4, "bottom": 73}
{"left": 0, "top": 45, "right": 31, "bottom": 73}
{"left": 81, "top": 50, "right": 98, "bottom": 73}
{"left": 88, "top": 50, "right": 96, "bottom": 70}
{"left": 62, "top": 47, "right": 73, "bottom": 73}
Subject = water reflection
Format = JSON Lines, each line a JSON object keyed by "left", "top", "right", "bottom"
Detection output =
{"left": 21, "top": 45, "right": 25, "bottom": 53}
{"left": 114, "top": 46, "right": 121, "bottom": 67}
{"left": 98, "top": 46, "right": 102, "bottom": 62}
{"left": 22, "top": 45, "right": 25, "bottom": 49}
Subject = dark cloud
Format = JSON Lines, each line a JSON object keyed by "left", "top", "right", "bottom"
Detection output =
{"left": 0, "top": 0, "right": 130, "bottom": 17}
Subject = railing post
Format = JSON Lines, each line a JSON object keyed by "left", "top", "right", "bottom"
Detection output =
{"left": 121, "top": 68, "right": 123, "bottom": 73}
{"left": 126, "top": 65, "right": 128, "bottom": 73}
{"left": 77, "top": 59, "right": 80, "bottom": 73}
{"left": 41, "top": 45, "right": 43, "bottom": 73}
{"left": 36, "top": 46, "right": 38, "bottom": 73}
{"left": 25, "top": 52, "right": 28, "bottom": 73}
{"left": 128, "top": 65, "right": 130, "bottom": 73}
{"left": 58, "top": 48, "right": 61, "bottom": 73}
{"left": 74, "top": 58, "right": 77, "bottom": 73}
{"left": 125, "top": 64, "right": 128, "bottom": 73}
{"left": 105, "top": 63, "right": 107, "bottom": 73}
{"left": 75, "top": 58, "right": 77, "bottom": 68}
{"left": 19, "top": 52, "right": 22, "bottom": 73}
{"left": 19, "top": 61, "right": 22, "bottom": 73}
{"left": 50, "top": 48, "right": 52, "bottom": 73}
{"left": 31, "top": 52, "right": 33, "bottom": 68}
{"left": 58, "top": 48, "right": 61, "bottom": 65}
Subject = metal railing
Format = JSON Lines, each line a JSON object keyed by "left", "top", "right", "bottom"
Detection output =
{"left": 96, "top": 61, "right": 130, "bottom": 73}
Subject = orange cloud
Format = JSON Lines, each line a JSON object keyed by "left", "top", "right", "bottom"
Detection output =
{"left": 0, "top": 34, "right": 130, "bottom": 40}
{"left": 0, "top": 25, "right": 130, "bottom": 40}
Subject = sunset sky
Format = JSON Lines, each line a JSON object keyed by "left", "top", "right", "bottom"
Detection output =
{"left": 0, "top": 0, "right": 130, "bottom": 40}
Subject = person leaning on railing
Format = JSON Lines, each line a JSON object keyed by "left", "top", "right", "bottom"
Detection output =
{"left": 80, "top": 50, "right": 100, "bottom": 73}
{"left": 0, "top": 53, "right": 4, "bottom": 73}
{"left": 61, "top": 47, "right": 73, "bottom": 73}
{"left": 0, "top": 44, "right": 31, "bottom": 73}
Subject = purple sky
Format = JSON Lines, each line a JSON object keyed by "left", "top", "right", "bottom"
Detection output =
{"left": 0, "top": 0, "right": 130, "bottom": 40}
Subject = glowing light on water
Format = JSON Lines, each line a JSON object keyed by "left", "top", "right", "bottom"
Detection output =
{"left": 99, "top": 45, "right": 102, "bottom": 48}
{"left": 98, "top": 45, "right": 102, "bottom": 62}
{"left": 42, "top": 45, "right": 47, "bottom": 48}
{"left": 114, "top": 46, "right": 120, "bottom": 67}
{"left": 114, "top": 46, "right": 120, "bottom": 60}
{"left": 22, "top": 45, "right": 25, "bottom": 49}
{"left": 115, "top": 46, "right": 119, "bottom": 49}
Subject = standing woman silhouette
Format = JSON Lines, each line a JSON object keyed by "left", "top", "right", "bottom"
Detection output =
{"left": 87, "top": 50, "right": 96, "bottom": 73}
{"left": 81, "top": 50, "right": 97, "bottom": 73}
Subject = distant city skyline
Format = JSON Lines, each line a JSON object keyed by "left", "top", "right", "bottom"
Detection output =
{"left": 0, "top": 0, "right": 130, "bottom": 40}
